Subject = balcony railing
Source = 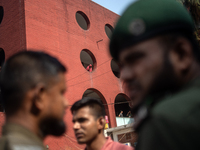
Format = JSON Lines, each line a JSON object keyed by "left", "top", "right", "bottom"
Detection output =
{"left": 116, "top": 117, "right": 134, "bottom": 127}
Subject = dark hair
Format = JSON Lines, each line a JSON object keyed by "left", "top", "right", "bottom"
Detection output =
{"left": 159, "top": 32, "right": 200, "bottom": 63}
{"left": 71, "top": 97, "right": 106, "bottom": 119}
{"left": 0, "top": 50, "right": 66, "bottom": 116}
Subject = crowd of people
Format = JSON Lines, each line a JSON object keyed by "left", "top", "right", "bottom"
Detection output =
{"left": 1, "top": 0, "right": 200, "bottom": 149}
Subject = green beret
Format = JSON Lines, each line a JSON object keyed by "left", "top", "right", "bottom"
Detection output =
{"left": 109, "top": 0, "right": 195, "bottom": 61}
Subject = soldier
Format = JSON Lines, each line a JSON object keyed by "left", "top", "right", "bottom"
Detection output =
{"left": 71, "top": 97, "right": 134, "bottom": 150}
{"left": 109, "top": 0, "right": 200, "bottom": 149}
{"left": 0, "top": 51, "right": 68, "bottom": 150}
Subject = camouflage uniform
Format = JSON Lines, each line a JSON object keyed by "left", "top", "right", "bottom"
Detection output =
{"left": 0, "top": 123, "right": 46, "bottom": 150}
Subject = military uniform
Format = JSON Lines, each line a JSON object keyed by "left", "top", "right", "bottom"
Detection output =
{"left": 0, "top": 123, "right": 46, "bottom": 150}
{"left": 136, "top": 78, "right": 200, "bottom": 150}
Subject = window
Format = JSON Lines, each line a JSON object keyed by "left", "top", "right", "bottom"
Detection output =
{"left": 76, "top": 11, "right": 90, "bottom": 30}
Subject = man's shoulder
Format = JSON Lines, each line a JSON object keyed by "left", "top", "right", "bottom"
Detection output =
{"left": 137, "top": 83, "right": 200, "bottom": 150}
{"left": 102, "top": 137, "right": 134, "bottom": 150}
{"left": 152, "top": 82, "right": 200, "bottom": 123}
{"left": 0, "top": 132, "right": 45, "bottom": 150}
{"left": 116, "top": 142, "right": 134, "bottom": 150}
{"left": 111, "top": 141, "right": 133, "bottom": 150}
{"left": 0, "top": 124, "right": 46, "bottom": 150}
{"left": 0, "top": 136, "right": 9, "bottom": 150}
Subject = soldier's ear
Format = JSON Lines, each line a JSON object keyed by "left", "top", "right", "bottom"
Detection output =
{"left": 169, "top": 37, "right": 193, "bottom": 75}
{"left": 30, "top": 83, "right": 45, "bottom": 115}
{"left": 97, "top": 117, "right": 105, "bottom": 130}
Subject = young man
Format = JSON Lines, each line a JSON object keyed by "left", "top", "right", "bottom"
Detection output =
{"left": 109, "top": 0, "right": 200, "bottom": 149}
{"left": 71, "top": 97, "right": 134, "bottom": 150}
{"left": 0, "top": 51, "right": 68, "bottom": 150}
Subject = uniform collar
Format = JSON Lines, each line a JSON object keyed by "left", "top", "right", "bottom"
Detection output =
{"left": 134, "top": 77, "right": 200, "bottom": 131}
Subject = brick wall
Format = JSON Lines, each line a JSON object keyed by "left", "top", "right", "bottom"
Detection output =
{"left": 0, "top": 0, "right": 134, "bottom": 149}
{"left": 0, "top": 0, "right": 26, "bottom": 58}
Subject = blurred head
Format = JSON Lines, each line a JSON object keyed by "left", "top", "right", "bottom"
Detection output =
{"left": 109, "top": 0, "right": 200, "bottom": 110}
{"left": 0, "top": 50, "right": 68, "bottom": 136}
{"left": 71, "top": 97, "right": 106, "bottom": 144}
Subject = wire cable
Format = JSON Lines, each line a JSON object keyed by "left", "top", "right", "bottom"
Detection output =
{"left": 68, "top": 70, "right": 112, "bottom": 87}
{"left": 66, "top": 59, "right": 112, "bottom": 82}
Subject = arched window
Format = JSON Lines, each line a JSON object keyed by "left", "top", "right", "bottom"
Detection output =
{"left": 114, "top": 94, "right": 133, "bottom": 126}
{"left": 82, "top": 88, "right": 110, "bottom": 128}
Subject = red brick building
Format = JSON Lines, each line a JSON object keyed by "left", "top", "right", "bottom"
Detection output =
{"left": 0, "top": 0, "right": 136, "bottom": 149}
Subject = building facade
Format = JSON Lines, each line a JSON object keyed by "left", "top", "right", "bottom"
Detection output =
{"left": 0, "top": 0, "right": 137, "bottom": 149}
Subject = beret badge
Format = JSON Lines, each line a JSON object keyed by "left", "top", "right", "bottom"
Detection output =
{"left": 129, "top": 19, "right": 146, "bottom": 36}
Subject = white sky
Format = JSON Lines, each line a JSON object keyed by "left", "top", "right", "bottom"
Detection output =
{"left": 91, "top": 0, "right": 136, "bottom": 15}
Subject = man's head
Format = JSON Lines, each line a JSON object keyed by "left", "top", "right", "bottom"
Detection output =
{"left": 71, "top": 97, "right": 106, "bottom": 144}
{"left": 109, "top": 0, "right": 200, "bottom": 110}
{"left": 0, "top": 50, "right": 68, "bottom": 136}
